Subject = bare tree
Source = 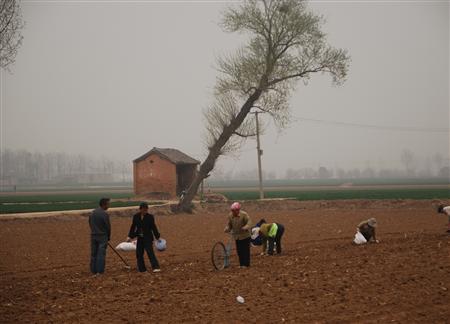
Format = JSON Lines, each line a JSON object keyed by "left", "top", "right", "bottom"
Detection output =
{"left": 178, "top": 0, "right": 350, "bottom": 211}
{"left": 432, "top": 152, "right": 444, "bottom": 176}
{"left": 361, "top": 167, "right": 376, "bottom": 178}
{"left": 318, "top": 166, "right": 332, "bottom": 179}
{"left": 1, "top": 148, "right": 133, "bottom": 184}
{"left": 400, "top": 149, "right": 415, "bottom": 176}
{"left": 0, "top": 0, "right": 24, "bottom": 70}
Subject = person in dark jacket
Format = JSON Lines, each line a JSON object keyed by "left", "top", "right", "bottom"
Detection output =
{"left": 89, "top": 198, "right": 111, "bottom": 275}
{"left": 127, "top": 202, "right": 161, "bottom": 273}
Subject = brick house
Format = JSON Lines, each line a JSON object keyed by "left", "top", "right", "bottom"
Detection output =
{"left": 133, "top": 147, "right": 200, "bottom": 198}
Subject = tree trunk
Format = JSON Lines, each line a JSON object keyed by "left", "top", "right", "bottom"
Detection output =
{"left": 177, "top": 88, "right": 263, "bottom": 212}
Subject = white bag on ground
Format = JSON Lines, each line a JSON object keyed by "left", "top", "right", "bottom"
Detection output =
{"left": 354, "top": 231, "right": 367, "bottom": 245}
{"left": 115, "top": 241, "right": 136, "bottom": 251}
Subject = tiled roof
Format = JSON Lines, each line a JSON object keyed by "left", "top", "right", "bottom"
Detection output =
{"left": 133, "top": 147, "right": 200, "bottom": 165}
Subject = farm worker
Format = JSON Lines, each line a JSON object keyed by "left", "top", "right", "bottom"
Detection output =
{"left": 357, "top": 218, "right": 379, "bottom": 243}
{"left": 437, "top": 205, "right": 450, "bottom": 233}
{"left": 224, "top": 202, "right": 252, "bottom": 268}
{"left": 89, "top": 198, "right": 111, "bottom": 275}
{"left": 127, "top": 202, "right": 161, "bottom": 273}
{"left": 250, "top": 219, "right": 266, "bottom": 247}
{"left": 258, "top": 219, "right": 285, "bottom": 255}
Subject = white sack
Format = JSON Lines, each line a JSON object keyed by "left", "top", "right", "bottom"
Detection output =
{"left": 354, "top": 231, "right": 367, "bottom": 245}
{"left": 115, "top": 241, "right": 136, "bottom": 251}
{"left": 251, "top": 227, "right": 260, "bottom": 240}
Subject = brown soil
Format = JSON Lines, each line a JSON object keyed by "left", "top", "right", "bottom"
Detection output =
{"left": 0, "top": 200, "right": 449, "bottom": 323}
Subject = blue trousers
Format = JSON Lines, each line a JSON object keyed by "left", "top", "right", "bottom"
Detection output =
{"left": 90, "top": 235, "right": 108, "bottom": 274}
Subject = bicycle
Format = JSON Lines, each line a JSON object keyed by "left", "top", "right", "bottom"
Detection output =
{"left": 211, "top": 237, "right": 233, "bottom": 271}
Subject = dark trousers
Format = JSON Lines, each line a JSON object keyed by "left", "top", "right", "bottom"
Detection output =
{"left": 361, "top": 232, "right": 372, "bottom": 241}
{"left": 90, "top": 235, "right": 108, "bottom": 274}
{"left": 268, "top": 224, "right": 285, "bottom": 255}
{"left": 235, "top": 237, "right": 251, "bottom": 267}
{"left": 136, "top": 237, "right": 160, "bottom": 272}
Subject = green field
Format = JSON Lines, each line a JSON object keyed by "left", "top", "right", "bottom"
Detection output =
{"left": 5, "top": 178, "right": 448, "bottom": 193}
{"left": 221, "top": 188, "right": 450, "bottom": 201}
{"left": 0, "top": 192, "right": 139, "bottom": 214}
{"left": 208, "top": 177, "right": 449, "bottom": 188}
{"left": 1, "top": 185, "right": 448, "bottom": 214}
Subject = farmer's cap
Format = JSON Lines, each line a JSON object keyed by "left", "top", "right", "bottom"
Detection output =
{"left": 139, "top": 202, "right": 149, "bottom": 209}
{"left": 368, "top": 218, "right": 378, "bottom": 228}
{"left": 230, "top": 202, "right": 241, "bottom": 211}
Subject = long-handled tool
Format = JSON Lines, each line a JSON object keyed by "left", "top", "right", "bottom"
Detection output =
{"left": 108, "top": 242, "right": 131, "bottom": 270}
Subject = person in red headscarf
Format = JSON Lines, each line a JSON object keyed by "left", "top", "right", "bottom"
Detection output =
{"left": 224, "top": 202, "right": 252, "bottom": 268}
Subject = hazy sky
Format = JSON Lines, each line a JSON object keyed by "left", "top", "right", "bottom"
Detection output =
{"left": 1, "top": 0, "right": 449, "bottom": 176}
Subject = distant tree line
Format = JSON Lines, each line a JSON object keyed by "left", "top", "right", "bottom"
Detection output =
{"left": 210, "top": 151, "right": 449, "bottom": 181}
{"left": 0, "top": 149, "right": 132, "bottom": 185}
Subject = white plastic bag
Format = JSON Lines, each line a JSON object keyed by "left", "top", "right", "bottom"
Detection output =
{"left": 155, "top": 238, "right": 167, "bottom": 252}
{"left": 251, "top": 227, "right": 260, "bottom": 240}
{"left": 354, "top": 231, "right": 367, "bottom": 245}
{"left": 115, "top": 241, "right": 136, "bottom": 251}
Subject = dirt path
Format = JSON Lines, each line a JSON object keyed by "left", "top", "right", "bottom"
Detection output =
{"left": 0, "top": 200, "right": 449, "bottom": 323}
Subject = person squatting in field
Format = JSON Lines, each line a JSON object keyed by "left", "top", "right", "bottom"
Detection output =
{"left": 258, "top": 219, "right": 285, "bottom": 255}
{"left": 357, "top": 218, "right": 379, "bottom": 243}
{"left": 89, "top": 198, "right": 111, "bottom": 275}
{"left": 127, "top": 202, "right": 162, "bottom": 273}
{"left": 224, "top": 202, "right": 252, "bottom": 268}
{"left": 437, "top": 205, "right": 450, "bottom": 233}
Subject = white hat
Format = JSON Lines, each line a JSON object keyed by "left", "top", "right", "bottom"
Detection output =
{"left": 368, "top": 218, "right": 378, "bottom": 228}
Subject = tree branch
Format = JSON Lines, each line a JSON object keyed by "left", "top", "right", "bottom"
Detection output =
{"left": 0, "top": 1, "right": 15, "bottom": 36}
{"left": 267, "top": 66, "right": 327, "bottom": 86}
{"left": 233, "top": 130, "right": 257, "bottom": 138}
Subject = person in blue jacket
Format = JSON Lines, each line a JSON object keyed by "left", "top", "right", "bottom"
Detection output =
{"left": 250, "top": 219, "right": 266, "bottom": 246}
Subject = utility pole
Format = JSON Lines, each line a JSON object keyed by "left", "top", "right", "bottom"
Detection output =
{"left": 254, "top": 111, "right": 264, "bottom": 199}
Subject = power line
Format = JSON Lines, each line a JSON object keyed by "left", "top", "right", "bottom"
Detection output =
{"left": 293, "top": 116, "right": 449, "bottom": 133}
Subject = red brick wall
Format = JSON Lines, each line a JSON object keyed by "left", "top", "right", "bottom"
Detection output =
{"left": 133, "top": 153, "right": 177, "bottom": 197}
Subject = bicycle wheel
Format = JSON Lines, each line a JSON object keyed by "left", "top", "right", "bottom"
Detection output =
{"left": 211, "top": 241, "right": 227, "bottom": 270}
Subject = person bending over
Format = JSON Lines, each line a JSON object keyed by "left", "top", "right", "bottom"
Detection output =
{"left": 250, "top": 219, "right": 266, "bottom": 247}
{"left": 259, "top": 219, "right": 285, "bottom": 255}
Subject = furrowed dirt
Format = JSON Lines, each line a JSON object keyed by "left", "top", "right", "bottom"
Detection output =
{"left": 0, "top": 200, "right": 449, "bottom": 323}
